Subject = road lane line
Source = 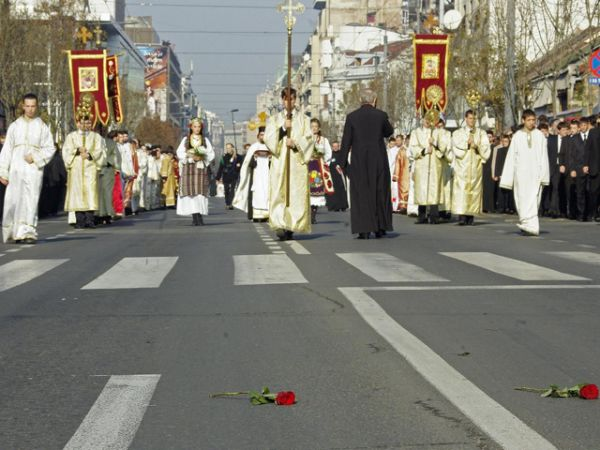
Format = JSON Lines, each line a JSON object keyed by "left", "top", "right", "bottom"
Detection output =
{"left": 82, "top": 257, "right": 178, "bottom": 290}
{"left": 5, "top": 248, "right": 21, "bottom": 253}
{"left": 339, "top": 287, "right": 557, "bottom": 450}
{"left": 546, "top": 251, "right": 600, "bottom": 266}
{"left": 233, "top": 254, "right": 307, "bottom": 285}
{"left": 63, "top": 374, "right": 160, "bottom": 450}
{"left": 348, "top": 285, "right": 600, "bottom": 291}
{"left": 0, "top": 259, "right": 69, "bottom": 292}
{"left": 285, "top": 241, "right": 311, "bottom": 255}
{"left": 337, "top": 252, "right": 447, "bottom": 282}
{"left": 440, "top": 252, "right": 587, "bottom": 281}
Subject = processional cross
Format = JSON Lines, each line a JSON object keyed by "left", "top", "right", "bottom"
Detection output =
{"left": 276, "top": 0, "right": 304, "bottom": 207}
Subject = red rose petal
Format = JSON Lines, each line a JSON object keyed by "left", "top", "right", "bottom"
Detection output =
{"left": 580, "top": 384, "right": 599, "bottom": 400}
{"left": 275, "top": 391, "right": 296, "bottom": 405}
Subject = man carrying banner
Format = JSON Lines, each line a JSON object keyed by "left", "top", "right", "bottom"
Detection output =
{"left": 62, "top": 97, "right": 106, "bottom": 229}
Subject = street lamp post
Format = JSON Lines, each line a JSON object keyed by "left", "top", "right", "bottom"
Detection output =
{"left": 230, "top": 108, "right": 239, "bottom": 151}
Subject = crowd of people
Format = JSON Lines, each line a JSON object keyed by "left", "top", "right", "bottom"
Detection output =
{"left": 0, "top": 90, "right": 598, "bottom": 243}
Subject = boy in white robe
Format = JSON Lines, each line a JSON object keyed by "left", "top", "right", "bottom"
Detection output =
{"left": 500, "top": 109, "right": 550, "bottom": 235}
{"left": 0, "top": 93, "right": 55, "bottom": 243}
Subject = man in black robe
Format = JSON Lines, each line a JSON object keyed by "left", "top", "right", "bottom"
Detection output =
{"left": 338, "top": 89, "right": 394, "bottom": 239}
{"left": 326, "top": 141, "right": 348, "bottom": 211}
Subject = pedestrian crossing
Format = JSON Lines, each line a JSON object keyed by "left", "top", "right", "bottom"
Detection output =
{"left": 63, "top": 374, "right": 160, "bottom": 450}
{"left": 82, "top": 257, "right": 179, "bottom": 290}
{"left": 0, "top": 250, "right": 598, "bottom": 292}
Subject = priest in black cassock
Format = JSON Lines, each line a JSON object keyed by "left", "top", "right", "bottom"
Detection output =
{"left": 338, "top": 89, "right": 395, "bottom": 239}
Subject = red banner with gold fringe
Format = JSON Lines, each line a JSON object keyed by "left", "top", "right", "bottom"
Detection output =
{"left": 67, "top": 50, "right": 110, "bottom": 126}
{"left": 106, "top": 55, "right": 123, "bottom": 123}
{"left": 413, "top": 34, "right": 450, "bottom": 114}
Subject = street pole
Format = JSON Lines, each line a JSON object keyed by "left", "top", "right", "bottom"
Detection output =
{"left": 383, "top": 32, "right": 388, "bottom": 112}
{"left": 230, "top": 108, "right": 239, "bottom": 150}
{"left": 503, "top": 0, "right": 516, "bottom": 129}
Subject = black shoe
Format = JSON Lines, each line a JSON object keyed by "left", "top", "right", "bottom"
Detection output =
{"left": 24, "top": 238, "right": 36, "bottom": 244}
{"left": 415, "top": 218, "right": 428, "bottom": 224}
{"left": 276, "top": 229, "right": 287, "bottom": 241}
{"left": 357, "top": 232, "right": 370, "bottom": 239}
{"left": 595, "top": 216, "right": 600, "bottom": 222}
{"left": 429, "top": 216, "right": 440, "bottom": 225}
{"left": 285, "top": 230, "right": 294, "bottom": 240}
{"left": 457, "top": 219, "right": 466, "bottom": 226}
{"left": 375, "top": 231, "right": 385, "bottom": 238}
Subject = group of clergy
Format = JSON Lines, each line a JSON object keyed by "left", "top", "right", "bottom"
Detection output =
{"left": 62, "top": 123, "right": 177, "bottom": 230}
{"left": 385, "top": 108, "right": 552, "bottom": 236}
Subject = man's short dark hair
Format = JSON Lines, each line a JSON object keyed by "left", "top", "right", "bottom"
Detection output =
{"left": 107, "top": 130, "right": 118, "bottom": 139}
{"left": 465, "top": 109, "right": 475, "bottom": 117}
{"left": 570, "top": 119, "right": 580, "bottom": 127}
{"left": 22, "top": 93, "right": 38, "bottom": 102}
{"left": 521, "top": 109, "right": 536, "bottom": 120}
{"left": 580, "top": 116, "right": 591, "bottom": 124}
{"left": 281, "top": 87, "right": 297, "bottom": 99}
{"left": 538, "top": 123, "right": 549, "bottom": 131}
{"left": 117, "top": 130, "right": 129, "bottom": 135}
{"left": 557, "top": 121, "right": 569, "bottom": 130}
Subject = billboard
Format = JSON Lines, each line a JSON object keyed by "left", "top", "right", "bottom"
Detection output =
{"left": 138, "top": 45, "right": 169, "bottom": 120}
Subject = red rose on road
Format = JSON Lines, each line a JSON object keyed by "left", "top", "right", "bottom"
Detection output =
{"left": 275, "top": 391, "right": 296, "bottom": 405}
{"left": 579, "top": 384, "right": 599, "bottom": 400}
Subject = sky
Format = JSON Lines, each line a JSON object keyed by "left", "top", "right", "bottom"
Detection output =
{"left": 126, "top": 0, "right": 321, "bottom": 122}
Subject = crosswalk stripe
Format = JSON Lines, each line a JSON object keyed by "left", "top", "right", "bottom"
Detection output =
{"left": 285, "top": 241, "right": 311, "bottom": 255}
{"left": 81, "top": 257, "right": 178, "bottom": 290}
{"left": 337, "top": 253, "right": 447, "bottom": 282}
{"left": 63, "top": 374, "right": 160, "bottom": 450}
{"left": 440, "top": 252, "right": 587, "bottom": 281}
{"left": 0, "top": 259, "right": 69, "bottom": 292}
{"left": 546, "top": 251, "right": 600, "bottom": 266}
{"left": 233, "top": 254, "right": 307, "bottom": 285}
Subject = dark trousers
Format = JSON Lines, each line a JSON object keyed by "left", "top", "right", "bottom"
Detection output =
{"left": 418, "top": 205, "right": 439, "bottom": 220}
{"left": 544, "top": 170, "right": 564, "bottom": 215}
{"left": 589, "top": 174, "right": 600, "bottom": 219}
{"left": 223, "top": 181, "right": 236, "bottom": 206}
{"left": 496, "top": 186, "right": 514, "bottom": 213}
{"left": 567, "top": 175, "right": 587, "bottom": 219}
{"left": 75, "top": 211, "right": 94, "bottom": 227}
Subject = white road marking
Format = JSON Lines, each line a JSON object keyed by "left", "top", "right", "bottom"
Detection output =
{"left": 339, "top": 287, "right": 557, "bottom": 450}
{"left": 577, "top": 244, "right": 596, "bottom": 249}
{"left": 0, "top": 259, "right": 69, "bottom": 292}
{"left": 337, "top": 252, "right": 447, "bottom": 282}
{"left": 550, "top": 239, "right": 566, "bottom": 243}
{"left": 63, "top": 374, "right": 160, "bottom": 450}
{"left": 285, "top": 241, "right": 311, "bottom": 255}
{"left": 5, "top": 248, "right": 21, "bottom": 253}
{"left": 440, "top": 252, "right": 587, "bottom": 281}
{"left": 349, "top": 285, "right": 600, "bottom": 292}
{"left": 546, "top": 251, "right": 600, "bottom": 266}
{"left": 82, "top": 257, "right": 178, "bottom": 290}
{"left": 272, "top": 250, "right": 285, "bottom": 254}
{"left": 233, "top": 254, "right": 307, "bottom": 285}
{"left": 0, "top": 254, "right": 4, "bottom": 258}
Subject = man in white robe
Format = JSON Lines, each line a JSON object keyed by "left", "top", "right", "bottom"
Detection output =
{"left": 0, "top": 93, "right": 55, "bottom": 243}
{"left": 500, "top": 109, "right": 550, "bottom": 235}
{"left": 62, "top": 116, "right": 106, "bottom": 228}
{"left": 233, "top": 126, "right": 271, "bottom": 221}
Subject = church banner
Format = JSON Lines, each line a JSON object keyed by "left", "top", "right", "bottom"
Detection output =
{"left": 413, "top": 34, "right": 450, "bottom": 114}
{"left": 67, "top": 50, "right": 110, "bottom": 126}
{"left": 107, "top": 55, "right": 123, "bottom": 123}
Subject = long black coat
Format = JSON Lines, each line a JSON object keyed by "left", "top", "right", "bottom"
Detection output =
{"left": 339, "top": 104, "right": 394, "bottom": 234}
{"left": 585, "top": 127, "right": 600, "bottom": 176}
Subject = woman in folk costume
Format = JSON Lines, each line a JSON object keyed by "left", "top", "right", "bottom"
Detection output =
{"left": 176, "top": 117, "right": 215, "bottom": 225}
{"left": 308, "top": 118, "right": 333, "bottom": 224}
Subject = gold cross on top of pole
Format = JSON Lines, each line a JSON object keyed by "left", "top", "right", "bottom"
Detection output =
{"left": 277, "top": 0, "right": 305, "bottom": 31}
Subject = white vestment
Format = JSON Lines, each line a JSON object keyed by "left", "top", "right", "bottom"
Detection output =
{"left": 176, "top": 137, "right": 215, "bottom": 215}
{"left": 309, "top": 136, "right": 332, "bottom": 207}
{"left": 500, "top": 129, "right": 549, "bottom": 235}
{"left": 233, "top": 141, "right": 270, "bottom": 218}
{"left": 0, "top": 116, "right": 55, "bottom": 242}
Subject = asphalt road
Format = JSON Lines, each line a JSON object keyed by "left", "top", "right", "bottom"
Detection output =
{"left": 1, "top": 200, "right": 599, "bottom": 450}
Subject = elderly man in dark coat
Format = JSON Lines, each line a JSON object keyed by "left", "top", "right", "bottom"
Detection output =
{"left": 338, "top": 89, "right": 395, "bottom": 239}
